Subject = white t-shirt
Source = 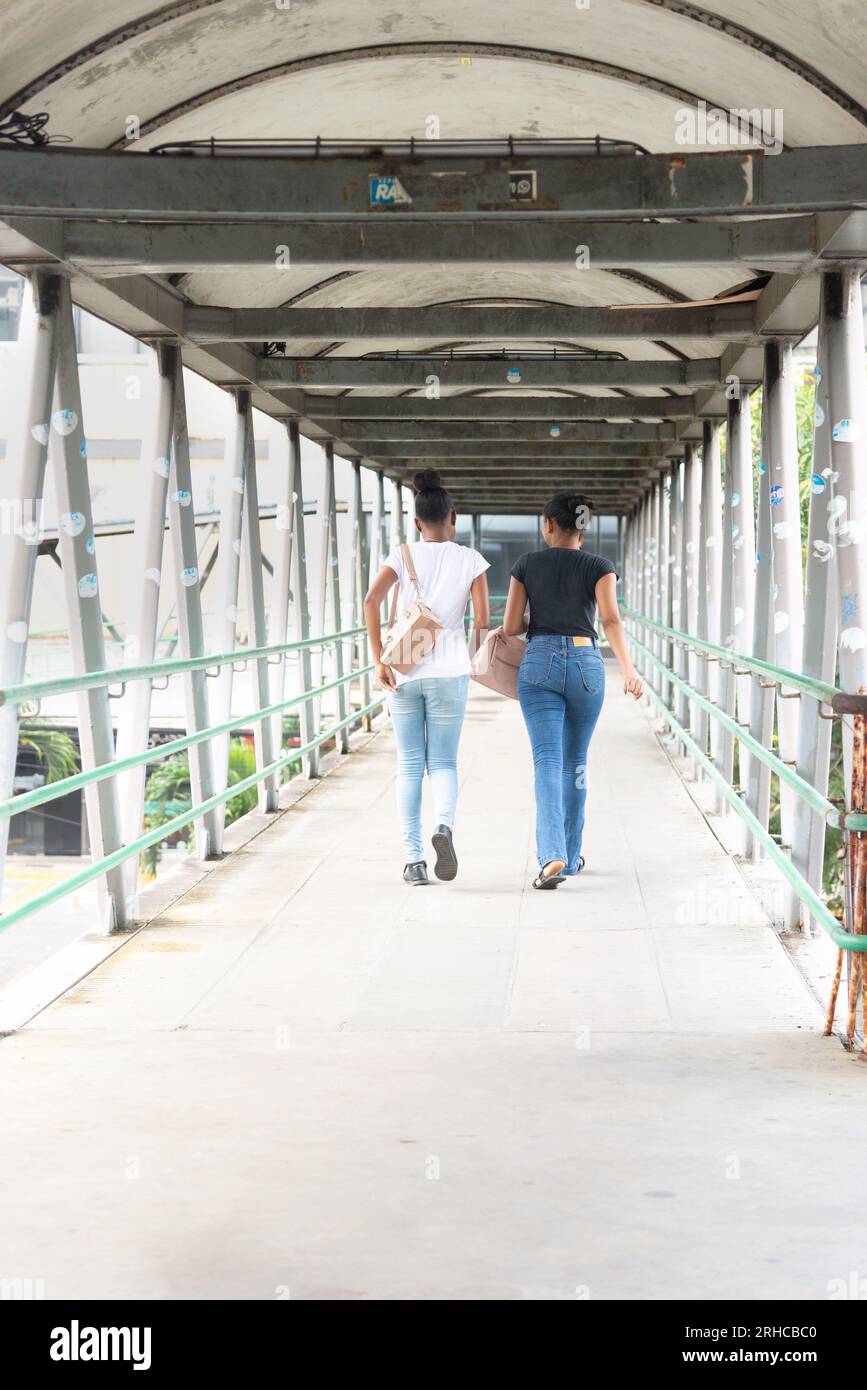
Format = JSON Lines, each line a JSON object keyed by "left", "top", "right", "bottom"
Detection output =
{"left": 384, "top": 540, "right": 490, "bottom": 684}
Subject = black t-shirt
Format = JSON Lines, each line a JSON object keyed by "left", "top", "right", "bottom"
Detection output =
{"left": 510, "top": 547, "right": 617, "bottom": 638}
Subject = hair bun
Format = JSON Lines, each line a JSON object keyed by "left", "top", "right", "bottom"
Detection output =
{"left": 412, "top": 468, "right": 444, "bottom": 493}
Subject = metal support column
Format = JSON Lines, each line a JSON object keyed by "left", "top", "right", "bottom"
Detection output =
{"left": 0, "top": 270, "right": 61, "bottom": 899}
{"left": 657, "top": 469, "right": 672, "bottom": 702}
{"left": 649, "top": 481, "right": 662, "bottom": 692}
{"left": 210, "top": 389, "right": 249, "bottom": 847}
{"left": 677, "top": 444, "right": 699, "bottom": 734}
{"left": 349, "top": 461, "right": 372, "bottom": 726}
{"left": 167, "top": 353, "right": 219, "bottom": 859}
{"left": 288, "top": 427, "right": 318, "bottom": 779}
{"left": 116, "top": 343, "right": 177, "bottom": 887}
{"left": 790, "top": 310, "right": 837, "bottom": 930}
{"left": 49, "top": 281, "right": 129, "bottom": 928}
{"left": 825, "top": 265, "right": 867, "bottom": 963}
{"left": 765, "top": 341, "right": 805, "bottom": 851}
{"left": 665, "top": 462, "right": 680, "bottom": 707}
{"left": 323, "top": 444, "right": 350, "bottom": 754}
{"left": 471, "top": 514, "right": 482, "bottom": 554}
{"left": 635, "top": 492, "right": 648, "bottom": 681}
{"left": 746, "top": 381, "right": 776, "bottom": 859}
{"left": 240, "top": 397, "right": 279, "bottom": 811}
{"left": 269, "top": 424, "right": 295, "bottom": 760}
{"left": 826, "top": 269, "right": 867, "bottom": 698}
{"left": 393, "top": 479, "right": 406, "bottom": 547}
{"left": 719, "top": 391, "right": 756, "bottom": 795}
{"left": 698, "top": 420, "right": 723, "bottom": 773}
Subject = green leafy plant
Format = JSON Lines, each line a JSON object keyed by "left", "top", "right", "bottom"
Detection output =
{"left": 17, "top": 722, "right": 79, "bottom": 783}
{"left": 141, "top": 737, "right": 260, "bottom": 876}
{"left": 140, "top": 726, "right": 303, "bottom": 876}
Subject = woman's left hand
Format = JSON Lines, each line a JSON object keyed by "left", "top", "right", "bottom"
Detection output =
{"left": 376, "top": 661, "right": 398, "bottom": 692}
{"left": 624, "top": 671, "right": 644, "bottom": 700}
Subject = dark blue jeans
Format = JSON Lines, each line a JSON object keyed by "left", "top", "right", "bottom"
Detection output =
{"left": 518, "top": 637, "right": 606, "bottom": 873}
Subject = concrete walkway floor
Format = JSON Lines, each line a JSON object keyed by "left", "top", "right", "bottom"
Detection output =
{"left": 1, "top": 673, "right": 866, "bottom": 1301}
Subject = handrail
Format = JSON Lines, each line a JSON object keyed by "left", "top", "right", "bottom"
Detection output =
{"left": 626, "top": 630, "right": 867, "bottom": 952}
{"left": 0, "top": 663, "right": 374, "bottom": 821}
{"left": 625, "top": 627, "right": 867, "bottom": 831}
{"left": 620, "top": 604, "right": 839, "bottom": 707}
{"left": 0, "top": 625, "right": 367, "bottom": 707}
{"left": 0, "top": 691, "right": 385, "bottom": 932}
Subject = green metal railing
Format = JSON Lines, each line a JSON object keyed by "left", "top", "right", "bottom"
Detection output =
{"left": 0, "top": 628, "right": 384, "bottom": 931}
{"left": 621, "top": 604, "right": 867, "bottom": 952}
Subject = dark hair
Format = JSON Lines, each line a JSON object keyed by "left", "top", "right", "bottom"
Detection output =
{"left": 543, "top": 492, "right": 594, "bottom": 534}
{"left": 412, "top": 468, "right": 453, "bottom": 524}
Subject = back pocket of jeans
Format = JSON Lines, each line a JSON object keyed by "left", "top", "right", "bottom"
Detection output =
{"left": 578, "top": 657, "right": 605, "bottom": 693}
{"left": 520, "top": 649, "right": 554, "bottom": 687}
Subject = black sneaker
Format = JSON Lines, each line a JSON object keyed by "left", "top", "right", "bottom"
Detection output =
{"left": 403, "top": 861, "right": 429, "bottom": 885}
{"left": 431, "top": 824, "right": 458, "bottom": 881}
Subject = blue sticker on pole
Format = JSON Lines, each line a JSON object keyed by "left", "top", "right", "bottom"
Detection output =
{"left": 811, "top": 473, "right": 826, "bottom": 494}
{"left": 770, "top": 484, "right": 784, "bottom": 506}
{"left": 369, "top": 175, "right": 412, "bottom": 207}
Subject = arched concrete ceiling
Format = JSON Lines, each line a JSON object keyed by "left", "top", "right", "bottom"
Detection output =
{"left": 1, "top": 0, "right": 863, "bottom": 505}
{"left": 2, "top": 1, "right": 865, "bottom": 148}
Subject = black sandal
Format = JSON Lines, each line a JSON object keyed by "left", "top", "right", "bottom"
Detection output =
{"left": 532, "top": 860, "right": 566, "bottom": 890}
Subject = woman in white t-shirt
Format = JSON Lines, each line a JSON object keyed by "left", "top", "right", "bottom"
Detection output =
{"left": 364, "top": 469, "right": 490, "bottom": 885}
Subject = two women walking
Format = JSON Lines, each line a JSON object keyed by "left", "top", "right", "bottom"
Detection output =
{"left": 364, "top": 471, "right": 643, "bottom": 888}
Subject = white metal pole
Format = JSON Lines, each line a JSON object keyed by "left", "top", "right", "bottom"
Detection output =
{"left": 240, "top": 397, "right": 279, "bottom": 811}
{"left": 269, "top": 424, "right": 295, "bottom": 761}
{"left": 0, "top": 271, "right": 61, "bottom": 896}
{"left": 167, "top": 354, "right": 219, "bottom": 859}
{"left": 765, "top": 341, "right": 805, "bottom": 852}
{"left": 49, "top": 281, "right": 129, "bottom": 929}
{"left": 116, "top": 343, "right": 177, "bottom": 893}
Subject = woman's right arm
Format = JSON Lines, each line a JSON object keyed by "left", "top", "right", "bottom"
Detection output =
{"left": 364, "top": 565, "right": 399, "bottom": 691}
{"left": 502, "top": 577, "right": 529, "bottom": 638}
{"left": 595, "top": 573, "right": 643, "bottom": 700}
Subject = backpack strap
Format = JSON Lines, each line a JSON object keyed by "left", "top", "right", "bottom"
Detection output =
{"left": 401, "top": 542, "right": 423, "bottom": 602}
{"left": 386, "top": 543, "right": 423, "bottom": 635}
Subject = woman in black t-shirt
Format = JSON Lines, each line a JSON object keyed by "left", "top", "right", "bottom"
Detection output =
{"left": 503, "top": 493, "right": 643, "bottom": 890}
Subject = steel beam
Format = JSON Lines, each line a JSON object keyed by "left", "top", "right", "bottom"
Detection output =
{"left": 189, "top": 304, "right": 758, "bottom": 345}
{"left": 38, "top": 215, "right": 824, "bottom": 273}
{"left": 303, "top": 396, "right": 700, "bottom": 422}
{"left": 3, "top": 145, "right": 865, "bottom": 220}
{"left": 347, "top": 445, "right": 676, "bottom": 464}
{"left": 261, "top": 358, "right": 722, "bottom": 392}
{"left": 323, "top": 444, "right": 350, "bottom": 755}
{"left": 317, "top": 421, "right": 679, "bottom": 443}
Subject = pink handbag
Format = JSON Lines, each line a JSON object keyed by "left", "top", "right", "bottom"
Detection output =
{"left": 470, "top": 627, "right": 526, "bottom": 700}
{"left": 380, "top": 543, "right": 444, "bottom": 676}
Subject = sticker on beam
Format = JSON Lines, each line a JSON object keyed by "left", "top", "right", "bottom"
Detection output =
{"left": 369, "top": 176, "right": 412, "bottom": 207}
{"left": 509, "top": 170, "right": 538, "bottom": 202}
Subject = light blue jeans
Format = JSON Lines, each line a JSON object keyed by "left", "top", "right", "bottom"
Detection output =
{"left": 386, "top": 675, "right": 470, "bottom": 862}
{"left": 518, "top": 637, "right": 606, "bottom": 874}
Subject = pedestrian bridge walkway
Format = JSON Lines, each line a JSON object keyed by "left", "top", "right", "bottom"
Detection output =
{"left": 2, "top": 672, "right": 865, "bottom": 1301}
